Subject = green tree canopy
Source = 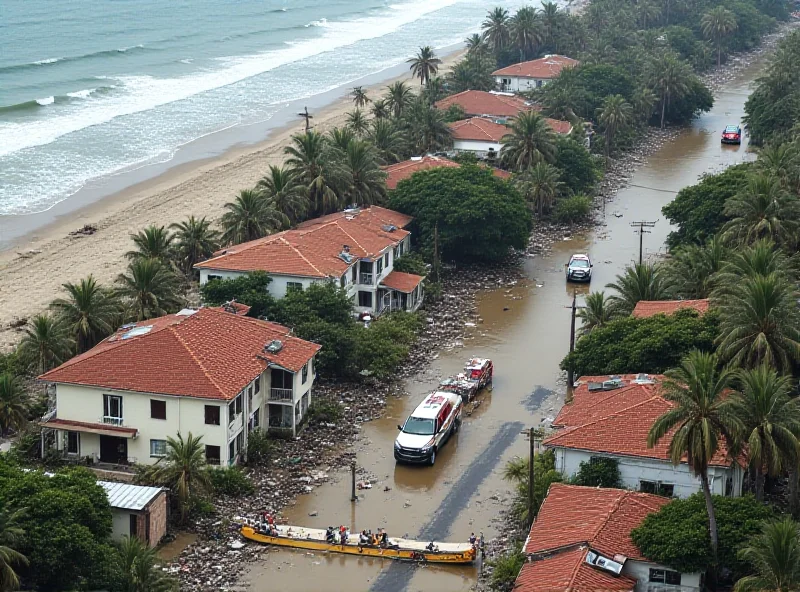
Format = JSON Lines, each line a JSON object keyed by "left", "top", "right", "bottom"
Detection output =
{"left": 199, "top": 272, "right": 276, "bottom": 319}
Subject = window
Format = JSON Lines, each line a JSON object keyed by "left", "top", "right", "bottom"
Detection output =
{"left": 384, "top": 253, "right": 389, "bottom": 268}
{"left": 150, "top": 439, "right": 167, "bottom": 457}
{"left": 376, "top": 258, "right": 383, "bottom": 275}
{"left": 206, "top": 445, "right": 221, "bottom": 465}
{"left": 208, "top": 274, "right": 222, "bottom": 282}
{"left": 398, "top": 241, "right": 404, "bottom": 256}
{"left": 229, "top": 441, "right": 235, "bottom": 462}
{"left": 340, "top": 275, "right": 346, "bottom": 288}
{"left": 103, "top": 394, "right": 123, "bottom": 423}
{"left": 351, "top": 266, "right": 357, "bottom": 282}
{"left": 150, "top": 399, "right": 166, "bottom": 420}
{"left": 205, "top": 405, "right": 220, "bottom": 426}
{"left": 235, "top": 394, "right": 242, "bottom": 415}
{"left": 67, "top": 431, "right": 79, "bottom": 455}
{"left": 130, "top": 514, "right": 138, "bottom": 537}
{"left": 358, "top": 291, "right": 372, "bottom": 308}
{"left": 229, "top": 400, "right": 236, "bottom": 421}
{"left": 649, "top": 569, "right": 681, "bottom": 585}
{"left": 640, "top": 480, "right": 674, "bottom": 497}
{"left": 236, "top": 432, "right": 244, "bottom": 453}
{"left": 248, "top": 385, "right": 253, "bottom": 408}
{"left": 252, "top": 409, "right": 260, "bottom": 429}
{"left": 302, "top": 363, "right": 308, "bottom": 384}
{"left": 254, "top": 377, "right": 260, "bottom": 394}
{"left": 286, "top": 281, "right": 303, "bottom": 292}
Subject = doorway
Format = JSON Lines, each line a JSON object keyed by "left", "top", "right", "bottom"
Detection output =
{"left": 100, "top": 435, "right": 128, "bottom": 464}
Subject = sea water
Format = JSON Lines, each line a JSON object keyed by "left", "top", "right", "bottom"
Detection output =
{"left": 0, "top": 0, "right": 526, "bottom": 216}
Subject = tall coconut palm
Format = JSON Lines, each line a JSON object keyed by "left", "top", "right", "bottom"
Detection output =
{"left": 757, "top": 142, "right": 800, "bottom": 192}
{"left": 598, "top": 95, "right": 633, "bottom": 157}
{"left": 631, "top": 85, "right": 658, "bottom": 124}
{"left": 606, "top": 262, "right": 669, "bottom": 316}
{"left": 341, "top": 140, "right": 386, "bottom": 206}
{"left": 0, "top": 505, "right": 28, "bottom": 592}
{"left": 367, "top": 119, "right": 405, "bottom": 165}
{"left": 421, "top": 77, "right": 447, "bottom": 105}
{"left": 500, "top": 111, "right": 557, "bottom": 172}
{"left": 152, "top": 432, "right": 212, "bottom": 525}
{"left": 116, "top": 258, "right": 182, "bottom": 322}
{"left": 648, "top": 53, "right": 691, "bottom": 129}
{"left": 221, "top": 189, "right": 287, "bottom": 245}
{"left": 407, "top": 46, "right": 442, "bottom": 86}
{"left": 539, "top": 2, "right": 562, "bottom": 51}
{"left": 722, "top": 174, "right": 800, "bottom": 247}
{"left": 285, "top": 131, "right": 346, "bottom": 217}
{"left": 371, "top": 98, "right": 390, "bottom": 120}
{"left": 169, "top": 216, "right": 221, "bottom": 277}
{"left": 0, "top": 375, "right": 28, "bottom": 436}
{"left": 730, "top": 365, "right": 800, "bottom": 500}
{"left": 327, "top": 127, "right": 356, "bottom": 153}
{"left": 401, "top": 98, "right": 453, "bottom": 155}
{"left": 346, "top": 109, "right": 369, "bottom": 137}
{"left": 701, "top": 7, "right": 737, "bottom": 66}
{"left": 447, "top": 55, "right": 496, "bottom": 93}
{"left": 577, "top": 291, "right": 615, "bottom": 337}
{"left": 17, "top": 314, "right": 74, "bottom": 375}
{"left": 712, "top": 239, "right": 795, "bottom": 295}
{"left": 126, "top": 225, "right": 174, "bottom": 262}
{"left": 50, "top": 275, "right": 120, "bottom": 353}
{"left": 514, "top": 163, "right": 563, "bottom": 217}
{"left": 647, "top": 350, "right": 740, "bottom": 571}
{"left": 351, "top": 86, "right": 370, "bottom": 109}
{"left": 637, "top": 0, "right": 663, "bottom": 29}
{"left": 665, "top": 238, "right": 727, "bottom": 299}
{"left": 116, "top": 535, "right": 177, "bottom": 592}
{"left": 256, "top": 166, "right": 308, "bottom": 225}
{"left": 385, "top": 81, "right": 413, "bottom": 119}
{"left": 482, "top": 7, "right": 511, "bottom": 54}
{"left": 714, "top": 272, "right": 800, "bottom": 373}
{"left": 735, "top": 518, "right": 800, "bottom": 592}
{"left": 510, "top": 6, "right": 542, "bottom": 61}
{"left": 464, "top": 33, "right": 487, "bottom": 56}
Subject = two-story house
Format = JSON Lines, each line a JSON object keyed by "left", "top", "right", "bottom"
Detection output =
{"left": 39, "top": 307, "right": 321, "bottom": 467}
{"left": 544, "top": 374, "right": 745, "bottom": 498}
{"left": 194, "top": 206, "right": 425, "bottom": 316}
{"left": 515, "top": 483, "right": 703, "bottom": 592}
{"left": 493, "top": 54, "right": 579, "bottom": 92}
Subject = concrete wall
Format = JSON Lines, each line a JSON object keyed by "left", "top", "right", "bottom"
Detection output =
{"left": 110, "top": 508, "right": 133, "bottom": 542}
{"left": 453, "top": 138, "right": 502, "bottom": 157}
{"left": 551, "top": 447, "right": 742, "bottom": 498}
{"left": 494, "top": 76, "right": 552, "bottom": 92}
{"left": 624, "top": 559, "right": 702, "bottom": 592}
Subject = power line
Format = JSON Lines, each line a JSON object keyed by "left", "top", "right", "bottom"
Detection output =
{"left": 630, "top": 220, "right": 657, "bottom": 265}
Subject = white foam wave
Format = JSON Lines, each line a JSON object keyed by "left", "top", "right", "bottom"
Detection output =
{"left": 35, "top": 96, "right": 54, "bottom": 106}
{"left": 117, "top": 44, "right": 144, "bottom": 52}
{"left": 0, "top": 0, "right": 461, "bottom": 157}
{"left": 33, "top": 57, "right": 61, "bottom": 65}
{"left": 66, "top": 88, "right": 98, "bottom": 99}
{"left": 305, "top": 18, "right": 329, "bottom": 27}
{"left": 180, "top": 58, "right": 194, "bottom": 64}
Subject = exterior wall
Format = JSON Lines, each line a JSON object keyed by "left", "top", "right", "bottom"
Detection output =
{"left": 265, "top": 358, "right": 314, "bottom": 437}
{"left": 110, "top": 508, "right": 133, "bottom": 542}
{"left": 624, "top": 560, "right": 702, "bottom": 592}
{"left": 453, "top": 138, "right": 502, "bottom": 158}
{"left": 198, "top": 268, "right": 318, "bottom": 299}
{"left": 550, "top": 447, "right": 742, "bottom": 498}
{"left": 144, "top": 490, "right": 168, "bottom": 547}
{"left": 495, "top": 76, "right": 552, "bottom": 92}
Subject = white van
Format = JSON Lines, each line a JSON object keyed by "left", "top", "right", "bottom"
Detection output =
{"left": 394, "top": 391, "right": 463, "bottom": 466}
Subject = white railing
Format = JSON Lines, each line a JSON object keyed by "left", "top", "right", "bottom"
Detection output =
{"left": 359, "top": 273, "right": 373, "bottom": 285}
{"left": 41, "top": 408, "right": 56, "bottom": 423}
{"left": 102, "top": 416, "right": 124, "bottom": 426}
{"left": 270, "top": 388, "right": 294, "bottom": 401}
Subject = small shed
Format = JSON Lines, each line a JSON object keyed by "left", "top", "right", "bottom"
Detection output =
{"left": 99, "top": 481, "right": 168, "bottom": 547}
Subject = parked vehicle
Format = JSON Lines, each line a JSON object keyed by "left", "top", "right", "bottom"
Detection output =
{"left": 439, "top": 357, "right": 493, "bottom": 402}
{"left": 395, "top": 391, "right": 462, "bottom": 465}
{"left": 721, "top": 125, "right": 742, "bottom": 145}
{"left": 566, "top": 254, "right": 593, "bottom": 282}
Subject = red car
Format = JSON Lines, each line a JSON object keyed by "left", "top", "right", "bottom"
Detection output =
{"left": 722, "top": 125, "right": 742, "bottom": 145}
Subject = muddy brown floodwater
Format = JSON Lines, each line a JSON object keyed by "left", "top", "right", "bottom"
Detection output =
{"left": 240, "top": 59, "right": 761, "bottom": 592}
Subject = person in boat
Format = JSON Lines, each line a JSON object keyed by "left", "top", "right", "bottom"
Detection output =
{"left": 469, "top": 533, "right": 477, "bottom": 546}
{"left": 325, "top": 526, "right": 336, "bottom": 543}
{"left": 359, "top": 530, "right": 370, "bottom": 545}
{"left": 339, "top": 525, "right": 349, "bottom": 545}
{"left": 426, "top": 541, "right": 436, "bottom": 552}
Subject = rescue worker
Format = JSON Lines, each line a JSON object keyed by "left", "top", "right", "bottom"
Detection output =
{"left": 469, "top": 533, "right": 477, "bottom": 546}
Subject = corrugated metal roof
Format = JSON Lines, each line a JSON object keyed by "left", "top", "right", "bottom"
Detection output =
{"left": 98, "top": 481, "right": 164, "bottom": 511}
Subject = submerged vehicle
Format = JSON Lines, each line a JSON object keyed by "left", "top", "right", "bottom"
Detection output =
{"left": 237, "top": 520, "right": 477, "bottom": 564}
{"left": 722, "top": 125, "right": 742, "bottom": 145}
{"left": 566, "top": 253, "right": 593, "bottom": 282}
{"left": 394, "top": 391, "right": 462, "bottom": 465}
{"left": 439, "top": 357, "right": 494, "bottom": 402}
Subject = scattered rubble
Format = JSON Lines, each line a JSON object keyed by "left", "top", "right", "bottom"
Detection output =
{"left": 68, "top": 224, "right": 98, "bottom": 237}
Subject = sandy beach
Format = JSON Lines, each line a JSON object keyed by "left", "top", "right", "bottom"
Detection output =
{"left": 0, "top": 50, "right": 464, "bottom": 352}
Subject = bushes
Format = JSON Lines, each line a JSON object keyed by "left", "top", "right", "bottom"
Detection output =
{"left": 554, "top": 194, "right": 592, "bottom": 224}
{"left": 244, "top": 428, "right": 276, "bottom": 467}
{"left": 554, "top": 137, "right": 601, "bottom": 195}
{"left": 199, "top": 271, "right": 276, "bottom": 318}
{"left": 392, "top": 253, "right": 428, "bottom": 276}
{"left": 572, "top": 457, "right": 622, "bottom": 488}
{"left": 354, "top": 312, "right": 422, "bottom": 379}
{"left": 306, "top": 399, "right": 344, "bottom": 425}
{"left": 208, "top": 467, "right": 255, "bottom": 497}
{"left": 488, "top": 543, "right": 525, "bottom": 591}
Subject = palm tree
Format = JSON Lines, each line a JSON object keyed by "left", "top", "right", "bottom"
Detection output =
{"left": 401, "top": 98, "right": 453, "bottom": 154}
{"left": 464, "top": 33, "right": 487, "bottom": 56}
{"left": 714, "top": 272, "right": 800, "bottom": 373}
{"left": 577, "top": 292, "right": 614, "bottom": 336}
{"left": 152, "top": 432, "right": 212, "bottom": 525}
{"left": 50, "top": 275, "right": 120, "bottom": 353}
{"left": 126, "top": 225, "right": 174, "bottom": 262}
{"left": 735, "top": 518, "right": 800, "bottom": 592}
{"left": 539, "top": 2, "right": 562, "bottom": 51}
{"left": 722, "top": 174, "right": 800, "bottom": 247}
{"left": 598, "top": 95, "right": 633, "bottom": 157}
{"left": 17, "top": 314, "right": 74, "bottom": 375}
{"left": 647, "top": 350, "right": 741, "bottom": 571}
{"left": 446, "top": 56, "right": 496, "bottom": 93}
{"left": 351, "top": 86, "right": 369, "bottom": 109}
{"left": 665, "top": 238, "right": 727, "bottom": 299}
{"left": 285, "top": 131, "right": 346, "bottom": 217}
{"left": 256, "top": 166, "right": 308, "bottom": 225}
{"left": 371, "top": 98, "right": 390, "bottom": 120}
{"left": 421, "top": 77, "right": 447, "bottom": 105}
{"left": 407, "top": 46, "right": 442, "bottom": 86}
{"left": 631, "top": 85, "right": 658, "bottom": 124}
{"left": 327, "top": 127, "right": 356, "bottom": 153}
{"left": 729, "top": 365, "right": 800, "bottom": 500}
{"left": 169, "top": 216, "right": 221, "bottom": 277}
{"left": 117, "top": 258, "right": 182, "bottom": 322}
{"left": 757, "top": 142, "right": 800, "bottom": 192}
{"left": 701, "top": 7, "right": 737, "bottom": 66}
{"left": 712, "top": 239, "right": 795, "bottom": 293}
{"left": 514, "top": 163, "right": 563, "bottom": 217}
{"left": 0, "top": 375, "right": 28, "bottom": 436}
{"left": 510, "top": 6, "right": 542, "bottom": 61}
{"left": 0, "top": 505, "right": 28, "bottom": 592}
{"left": 649, "top": 53, "right": 691, "bottom": 129}
{"left": 385, "top": 81, "right": 413, "bottom": 119}
{"left": 637, "top": 0, "right": 663, "bottom": 28}
{"left": 500, "top": 111, "right": 557, "bottom": 172}
{"left": 341, "top": 140, "right": 386, "bottom": 206}
{"left": 606, "top": 262, "right": 668, "bottom": 316}
{"left": 220, "top": 189, "right": 287, "bottom": 245}
{"left": 367, "top": 119, "right": 405, "bottom": 165}
{"left": 346, "top": 109, "right": 369, "bottom": 137}
{"left": 116, "top": 536, "right": 177, "bottom": 592}
{"left": 482, "top": 7, "right": 511, "bottom": 54}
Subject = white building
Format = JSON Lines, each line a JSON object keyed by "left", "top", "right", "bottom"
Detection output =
{"left": 493, "top": 54, "right": 579, "bottom": 93}
{"left": 195, "top": 206, "right": 424, "bottom": 317}
{"left": 39, "top": 307, "right": 321, "bottom": 467}
{"left": 544, "top": 375, "right": 745, "bottom": 498}
{"left": 448, "top": 117, "right": 573, "bottom": 160}
{"left": 515, "top": 483, "right": 703, "bottom": 592}
{"left": 100, "top": 481, "right": 168, "bottom": 547}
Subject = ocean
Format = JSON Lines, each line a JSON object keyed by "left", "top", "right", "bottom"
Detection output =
{"left": 0, "top": 0, "right": 526, "bottom": 217}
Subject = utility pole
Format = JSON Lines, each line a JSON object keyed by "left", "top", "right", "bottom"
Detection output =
{"left": 564, "top": 290, "right": 584, "bottom": 389}
{"left": 298, "top": 106, "right": 313, "bottom": 132}
{"left": 522, "top": 428, "right": 541, "bottom": 528}
{"left": 630, "top": 220, "right": 657, "bottom": 265}
{"left": 350, "top": 462, "right": 357, "bottom": 502}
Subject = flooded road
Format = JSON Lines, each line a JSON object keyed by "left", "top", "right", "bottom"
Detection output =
{"left": 241, "top": 58, "right": 761, "bottom": 592}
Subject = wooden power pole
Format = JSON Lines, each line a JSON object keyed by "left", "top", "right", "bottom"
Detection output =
{"left": 298, "top": 106, "right": 313, "bottom": 132}
{"left": 630, "top": 220, "right": 657, "bottom": 265}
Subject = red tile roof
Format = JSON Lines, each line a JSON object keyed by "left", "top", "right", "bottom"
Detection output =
{"left": 449, "top": 116, "right": 571, "bottom": 143}
{"left": 632, "top": 299, "right": 711, "bottom": 319}
{"left": 524, "top": 483, "right": 668, "bottom": 559}
{"left": 196, "top": 206, "right": 411, "bottom": 278}
{"left": 39, "top": 308, "right": 321, "bottom": 400}
{"left": 380, "top": 271, "right": 424, "bottom": 293}
{"left": 40, "top": 418, "right": 138, "bottom": 438}
{"left": 493, "top": 55, "right": 579, "bottom": 79}
{"left": 514, "top": 547, "right": 636, "bottom": 592}
{"left": 435, "top": 90, "right": 533, "bottom": 118}
{"left": 546, "top": 117, "right": 573, "bottom": 135}
{"left": 384, "top": 156, "right": 460, "bottom": 189}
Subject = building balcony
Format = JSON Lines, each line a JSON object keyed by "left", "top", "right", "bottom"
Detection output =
{"left": 102, "top": 416, "right": 124, "bottom": 426}
{"left": 359, "top": 273, "right": 373, "bottom": 285}
{"left": 269, "top": 388, "right": 294, "bottom": 402}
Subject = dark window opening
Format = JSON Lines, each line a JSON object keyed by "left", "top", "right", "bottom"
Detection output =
{"left": 649, "top": 569, "right": 681, "bottom": 585}
{"left": 150, "top": 399, "right": 166, "bottom": 420}
{"left": 358, "top": 291, "right": 372, "bottom": 307}
{"left": 130, "top": 514, "right": 138, "bottom": 538}
{"left": 205, "top": 445, "right": 221, "bottom": 465}
{"left": 67, "top": 431, "right": 79, "bottom": 455}
{"left": 254, "top": 377, "right": 260, "bottom": 394}
{"left": 208, "top": 275, "right": 222, "bottom": 282}
{"left": 640, "top": 480, "right": 674, "bottom": 497}
{"left": 384, "top": 253, "right": 389, "bottom": 267}
{"left": 286, "top": 282, "right": 303, "bottom": 292}
{"left": 271, "top": 368, "right": 293, "bottom": 390}
{"left": 229, "top": 441, "right": 235, "bottom": 462}
{"left": 302, "top": 363, "right": 308, "bottom": 384}
{"left": 205, "top": 405, "right": 221, "bottom": 426}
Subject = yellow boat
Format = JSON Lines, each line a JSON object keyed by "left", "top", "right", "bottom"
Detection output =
{"left": 237, "top": 520, "right": 476, "bottom": 564}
